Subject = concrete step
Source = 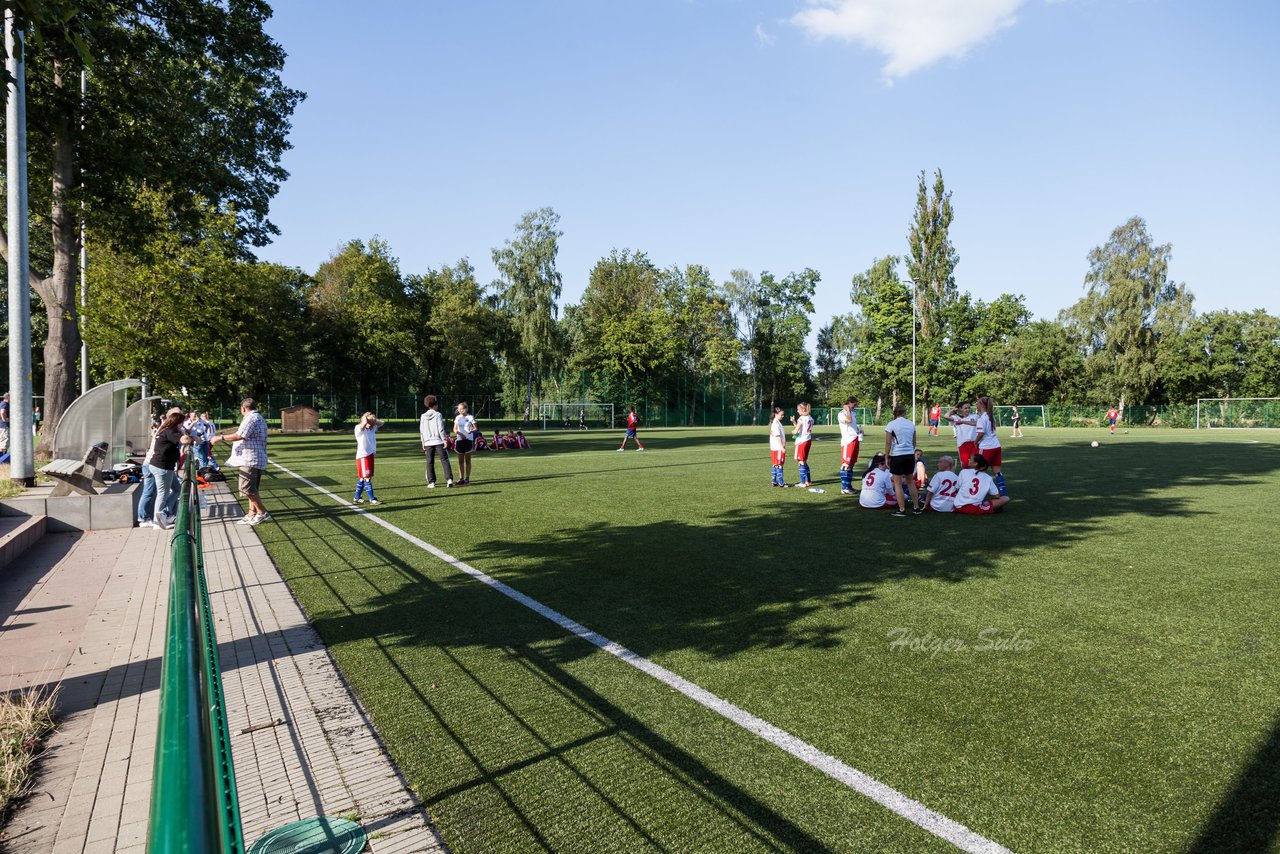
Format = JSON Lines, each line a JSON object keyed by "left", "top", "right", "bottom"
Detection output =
{"left": 0, "top": 514, "right": 48, "bottom": 573}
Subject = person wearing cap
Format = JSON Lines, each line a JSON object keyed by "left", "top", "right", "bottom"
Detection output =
{"left": 0, "top": 392, "right": 9, "bottom": 455}
{"left": 211, "top": 398, "right": 270, "bottom": 525}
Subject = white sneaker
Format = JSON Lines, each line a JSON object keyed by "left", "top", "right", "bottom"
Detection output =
{"left": 368, "top": 499, "right": 381, "bottom": 506}
{"left": 256, "top": 512, "right": 273, "bottom": 523}
{"left": 154, "top": 517, "right": 174, "bottom": 530}
{"left": 236, "top": 515, "right": 256, "bottom": 525}
{"left": 137, "top": 519, "right": 157, "bottom": 529}
{"left": 427, "top": 482, "right": 436, "bottom": 489}
{"left": 616, "top": 448, "right": 624, "bottom": 452}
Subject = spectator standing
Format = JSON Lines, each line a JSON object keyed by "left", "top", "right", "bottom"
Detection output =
{"left": 145, "top": 407, "right": 192, "bottom": 529}
{"left": 211, "top": 398, "right": 270, "bottom": 525}
{"left": 419, "top": 395, "right": 454, "bottom": 488}
{"left": 32, "top": 405, "right": 42, "bottom": 436}
{"left": 0, "top": 392, "right": 9, "bottom": 455}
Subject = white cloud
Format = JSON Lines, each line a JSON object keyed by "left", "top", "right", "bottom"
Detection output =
{"left": 755, "top": 23, "right": 777, "bottom": 47}
{"left": 791, "top": 0, "right": 1024, "bottom": 80}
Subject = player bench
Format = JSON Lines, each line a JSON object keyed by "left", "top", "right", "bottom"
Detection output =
{"left": 39, "top": 441, "right": 111, "bottom": 497}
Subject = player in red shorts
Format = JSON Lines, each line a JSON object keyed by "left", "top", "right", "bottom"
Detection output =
{"left": 792, "top": 402, "right": 814, "bottom": 487}
{"left": 837, "top": 397, "right": 861, "bottom": 495}
{"left": 974, "top": 396, "right": 1006, "bottom": 495}
{"left": 353, "top": 412, "right": 385, "bottom": 505}
{"left": 947, "top": 402, "right": 979, "bottom": 468}
{"left": 953, "top": 454, "right": 1010, "bottom": 515}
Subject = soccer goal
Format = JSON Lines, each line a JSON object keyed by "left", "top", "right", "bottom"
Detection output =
{"left": 539, "top": 402, "right": 615, "bottom": 430}
{"left": 995, "top": 405, "right": 1048, "bottom": 428}
{"left": 817, "top": 407, "right": 874, "bottom": 427}
{"left": 1196, "top": 398, "right": 1280, "bottom": 429}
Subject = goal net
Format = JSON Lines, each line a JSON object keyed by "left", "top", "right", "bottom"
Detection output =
{"left": 539, "top": 402, "right": 615, "bottom": 430}
{"left": 816, "top": 407, "right": 874, "bottom": 427}
{"left": 994, "top": 405, "right": 1047, "bottom": 428}
{"left": 1196, "top": 398, "right": 1280, "bottom": 429}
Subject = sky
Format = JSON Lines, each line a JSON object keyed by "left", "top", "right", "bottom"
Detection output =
{"left": 257, "top": 1, "right": 1280, "bottom": 335}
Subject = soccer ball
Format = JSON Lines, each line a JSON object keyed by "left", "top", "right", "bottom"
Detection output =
{"left": 1090, "top": 441, "right": 1099, "bottom": 448}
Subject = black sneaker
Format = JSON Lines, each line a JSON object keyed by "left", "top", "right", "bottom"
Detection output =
{"left": 891, "top": 509, "right": 908, "bottom": 518}
{"left": 912, "top": 504, "right": 925, "bottom": 515}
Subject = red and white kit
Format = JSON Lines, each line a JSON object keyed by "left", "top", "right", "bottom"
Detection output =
{"left": 794, "top": 413, "right": 813, "bottom": 462}
{"left": 769, "top": 419, "right": 786, "bottom": 467}
{"left": 838, "top": 408, "right": 860, "bottom": 466}
{"left": 975, "top": 411, "right": 1002, "bottom": 468}
{"left": 926, "top": 472, "right": 960, "bottom": 513}
{"left": 859, "top": 468, "right": 896, "bottom": 509}
{"left": 953, "top": 468, "right": 999, "bottom": 514}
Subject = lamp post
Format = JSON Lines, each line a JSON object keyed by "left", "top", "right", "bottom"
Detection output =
{"left": 6, "top": 11, "right": 35, "bottom": 484}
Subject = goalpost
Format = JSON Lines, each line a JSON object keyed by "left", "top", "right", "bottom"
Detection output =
{"left": 1196, "top": 398, "right": 1280, "bottom": 429}
{"left": 539, "top": 402, "right": 615, "bottom": 430}
{"left": 819, "top": 407, "right": 874, "bottom": 427}
{"left": 995, "top": 405, "right": 1048, "bottom": 428}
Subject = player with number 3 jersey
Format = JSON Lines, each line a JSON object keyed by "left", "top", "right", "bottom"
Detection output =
{"left": 953, "top": 453, "right": 1011, "bottom": 515}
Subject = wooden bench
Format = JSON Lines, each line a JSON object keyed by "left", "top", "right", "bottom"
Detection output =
{"left": 39, "top": 441, "right": 110, "bottom": 497}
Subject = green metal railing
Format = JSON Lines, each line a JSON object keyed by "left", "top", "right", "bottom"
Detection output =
{"left": 149, "top": 456, "right": 244, "bottom": 852}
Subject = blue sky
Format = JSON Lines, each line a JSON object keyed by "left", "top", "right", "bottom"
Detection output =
{"left": 258, "top": 1, "right": 1279, "bottom": 333}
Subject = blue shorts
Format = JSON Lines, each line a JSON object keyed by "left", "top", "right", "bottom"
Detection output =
{"left": 625, "top": 428, "right": 637, "bottom": 438}
{"left": 929, "top": 419, "right": 939, "bottom": 427}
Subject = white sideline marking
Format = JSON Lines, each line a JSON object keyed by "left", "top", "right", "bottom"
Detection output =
{"left": 271, "top": 460, "right": 1013, "bottom": 854}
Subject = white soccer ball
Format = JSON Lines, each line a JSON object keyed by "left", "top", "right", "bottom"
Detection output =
{"left": 1091, "top": 441, "right": 1099, "bottom": 448}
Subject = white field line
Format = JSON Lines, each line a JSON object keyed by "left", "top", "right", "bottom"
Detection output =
{"left": 270, "top": 460, "right": 1013, "bottom": 854}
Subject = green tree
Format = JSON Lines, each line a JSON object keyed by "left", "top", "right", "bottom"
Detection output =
{"left": 755, "top": 268, "right": 818, "bottom": 407}
{"left": 575, "top": 249, "right": 676, "bottom": 379}
{"left": 814, "top": 322, "right": 843, "bottom": 403}
{"left": 308, "top": 238, "right": 417, "bottom": 410}
{"left": 83, "top": 190, "right": 307, "bottom": 398}
{"left": 1064, "top": 216, "right": 1193, "bottom": 408}
{"left": 906, "top": 169, "right": 959, "bottom": 407}
{"left": 724, "top": 268, "right": 765, "bottom": 415}
{"left": 409, "top": 259, "right": 502, "bottom": 398}
{"left": 2, "top": 0, "right": 302, "bottom": 452}
{"left": 840, "top": 256, "right": 912, "bottom": 419}
{"left": 998, "top": 320, "right": 1085, "bottom": 404}
{"left": 492, "top": 207, "right": 564, "bottom": 422}
{"left": 661, "top": 263, "right": 741, "bottom": 423}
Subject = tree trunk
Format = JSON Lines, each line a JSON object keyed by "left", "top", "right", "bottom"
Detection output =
{"left": 35, "top": 74, "right": 82, "bottom": 459}
{"left": 523, "top": 366, "right": 533, "bottom": 424}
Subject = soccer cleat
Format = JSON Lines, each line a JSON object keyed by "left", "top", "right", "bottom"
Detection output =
{"left": 841, "top": 488, "right": 854, "bottom": 495}
{"left": 353, "top": 497, "right": 365, "bottom": 504}
{"left": 369, "top": 499, "right": 381, "bottom": 506}
{"left": 446, "top": 480, "right": 454, "bottom": 488}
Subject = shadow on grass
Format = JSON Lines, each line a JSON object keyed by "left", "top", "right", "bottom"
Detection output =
{"left": 256, "top": 437, "right": 1280, "bottom": 852}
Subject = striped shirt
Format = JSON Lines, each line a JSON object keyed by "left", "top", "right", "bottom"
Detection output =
{"left": 236, "top": 410, "right": 268, "bottom": 469}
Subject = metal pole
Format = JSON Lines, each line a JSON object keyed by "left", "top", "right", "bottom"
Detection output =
{"left": 7, "top": 13, "right": 35, "bottom": 483}
{"left": 910, "top": 278, "right": 917, "bottom": 423}
{"left": 79, "top": 68, "right": 87, "bottom": 395}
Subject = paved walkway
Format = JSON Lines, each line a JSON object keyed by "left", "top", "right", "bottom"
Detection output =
{"left": 1, "top": 484, "right": 447, "bottom": 853}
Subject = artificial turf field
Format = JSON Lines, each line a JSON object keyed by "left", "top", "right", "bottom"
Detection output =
{"left": 247, "top": 425, "right": 1280, "bottom": 853}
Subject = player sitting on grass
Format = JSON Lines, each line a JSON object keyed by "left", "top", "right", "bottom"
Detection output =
{"left": 953, "top": 453, "right": 1011, "bottom": 515}
{"left": 515, "top": 430, "right": 529, "bottom": 449}
{"left": 913, "top": 449, "right": 927, "bottom": 496}
{"left": 792, "top": 402, "right": 814, "bottom": 487}
{"left": 837, "top": 396, "right": 861, "bottom": 495}
{"left": 924, "top": 455, "right": 959, "bottom": 513}
{"left": 353, "top": 412, "right": 384, "bottom": 505}
{"left": 859, "top": 454, "right": 896, "bottom": 508}
{"left": 769, "top": 406, "right": 787, "bottom": 487}
{"left": 492, "top": 429, "right": 505, "bottom": 449}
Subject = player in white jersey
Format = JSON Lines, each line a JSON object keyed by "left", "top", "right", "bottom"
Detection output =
{"left": 947, "top": 402, "right": 979, "bottom": 468}
{"left": 859, "top": 454, "right": 896, "bottom": 508}
{"left": 837, "top": 396, "right": 862, "bottom": 495}
{"left": 953, "top": 453, "right": 1011, "bottom": 515}
{"left": 923, "top": 455, "right": 960, "bottom": 512}
{"left": 769, "top": 406, "right": 787, "bottom": 487}
{"left": 792, "top": 402, "right": 815, "bottom": 487}
{"left": 974, "top": 396, "right": 1006, "bottom": 495}
{"left": 353, "top": 412, "right": 385, "bottom": 505}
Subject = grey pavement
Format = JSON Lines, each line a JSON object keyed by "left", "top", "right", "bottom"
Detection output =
{"left": 1, "top": 483, "right": 447, "bottom": 853}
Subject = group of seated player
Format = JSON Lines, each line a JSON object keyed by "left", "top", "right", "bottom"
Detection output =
{"left": 443, "top": 430, "right": 530, "bottom": 452}
{"left": 859, "top": 449, "right": 1010, "bottom": 514}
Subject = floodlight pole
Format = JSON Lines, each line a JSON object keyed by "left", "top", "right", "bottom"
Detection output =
{"left": 6, "top": 12, "right": 35, "bottom": 484}
{"left": 908, "top": 277, "right": 917, "bottom": 423}
{"left": 79, "top": 68, "right": 88, "bottom": 395}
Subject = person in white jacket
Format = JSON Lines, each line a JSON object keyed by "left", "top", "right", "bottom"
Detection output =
{"left": 419, "top": 395, "right": 454, "bottom": 488}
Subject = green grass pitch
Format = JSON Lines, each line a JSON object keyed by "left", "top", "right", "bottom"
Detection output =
{"left": 247, "top": 425, "right": 1280, "bottom": 852}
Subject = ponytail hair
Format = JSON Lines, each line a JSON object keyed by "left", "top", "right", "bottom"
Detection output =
{"left": 970, "top": 453, "right": 990, "bottom": 472}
